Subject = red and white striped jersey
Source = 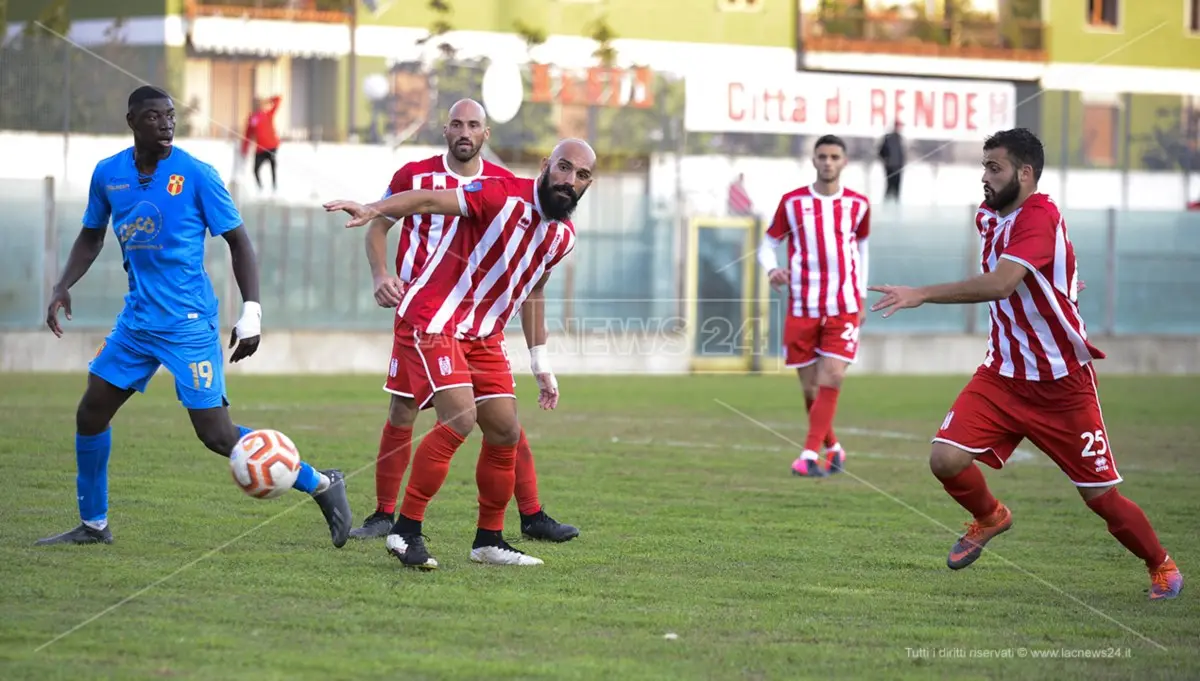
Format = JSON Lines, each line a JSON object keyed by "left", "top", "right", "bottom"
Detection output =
{"left": 765, "top": 185, "right": 870, "bottom": 318}
{"left": 398, "top": 176, "right": 576, "bottom": 339}
{"left": 382, "top": 153, "right": 514, "bottom": 283}
{"left": 976, "top": 194, "right": 1105, "bottom": 381}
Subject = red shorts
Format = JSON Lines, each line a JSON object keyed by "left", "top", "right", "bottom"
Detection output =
{"left": 933, "top": 364, "right": 1122, "bottom": 487}
{"left": 383, "top": 314, "right": 415, "bottom": 398}
{"left": 391, "top": 319, "right": 515, "bottom": 409}
{"left": 783, "top": 313, "right": 860, "bottom": 368}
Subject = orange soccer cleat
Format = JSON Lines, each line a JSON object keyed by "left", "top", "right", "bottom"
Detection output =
{"left": 1149, "top": 557, "right": 1183, "bottom": 601}
{"left": 947, "top": 504, "right": 1013, "bottom": 570}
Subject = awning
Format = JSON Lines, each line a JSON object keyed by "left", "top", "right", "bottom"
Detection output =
{"left": 188, "top": 16, "right": 349, "bottom": 59}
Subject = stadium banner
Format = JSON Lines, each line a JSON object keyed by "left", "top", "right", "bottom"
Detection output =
{"left": 684, "top": 71, "right": 1016, "bottom": 141}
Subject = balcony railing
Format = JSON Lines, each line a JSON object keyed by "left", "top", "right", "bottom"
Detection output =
{"left": 186, "top": 0, "right": 352, "bottom": 23}
{"left": 802, "top": 8, "right": 1046, "bottom": 61}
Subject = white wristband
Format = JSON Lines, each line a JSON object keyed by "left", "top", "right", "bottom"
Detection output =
{"left": 530, "top": 344, "right": 552, "bottom": 374}
{"left": 235, "top": 301, "right": 262, "bottom": 339}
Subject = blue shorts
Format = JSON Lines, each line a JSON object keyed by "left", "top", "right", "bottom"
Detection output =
{"left": 89, "top": 320, "right": 228, "bottom": 410}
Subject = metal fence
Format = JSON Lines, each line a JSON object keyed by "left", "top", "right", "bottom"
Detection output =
{"left": 3, "top": 16, "right": 1199, "bottom": 354}
{"left": 4, "top": 178, "right": 1198, "bottom": 349}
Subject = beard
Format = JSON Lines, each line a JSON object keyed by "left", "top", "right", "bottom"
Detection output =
{"left": 537, "top": 170, "right": 581, "bottom": 222}
{"left": 984, "top": 174, "right": 1020, "bottom": 211}
{"left": 449, "top": 138, "right": 478, "bottom": 163}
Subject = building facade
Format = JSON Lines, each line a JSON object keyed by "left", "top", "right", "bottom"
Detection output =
{"left": 2, "top": 0, "right": 1197, "bottom": 172}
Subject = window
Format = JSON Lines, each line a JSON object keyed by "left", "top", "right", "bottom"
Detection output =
{"left": 718, "top": 0, "right": 763, "bottom": 12}
{"left": 1082, "top": 103, "right": 1118, "bottom": 166}
{"left": 1190, "top": 0, "right": 1200, "bottom": 34}
{"left": 1087, "top": 0, "right": 1119, "bottom": 28}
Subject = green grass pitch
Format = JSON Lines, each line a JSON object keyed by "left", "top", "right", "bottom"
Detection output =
{"left": 1, "top": 372, "right": 1197, "bottom": 680}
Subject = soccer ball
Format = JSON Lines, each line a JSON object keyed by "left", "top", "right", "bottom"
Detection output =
{"left": 230, "top": 429, "right": 301, "bottom": 499}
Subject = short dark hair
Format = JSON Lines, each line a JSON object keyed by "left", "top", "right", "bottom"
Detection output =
{"left": 983, "top": 128, "right": 1044, "bottom": 181}
{"left": 128, "top": 85, "right": 171, "bottom": 111}
{"left": 813, "top": 134, "right": 846, "bottom": 152}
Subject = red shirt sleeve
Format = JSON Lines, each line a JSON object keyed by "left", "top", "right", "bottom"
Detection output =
{"left": 457, "top": 177, "right": 511, "bottom": 224}
{"left": 766, "top": 196, "right": 790, "bottom": 241}
{"left": 384, "top": 166, "right": 412, "bottom": 200}
{"left": 856, "top": 204, "right": 871, "bottom": 240}
{"left": 547, "top": 228, "right": 576, "bottom": 270}
{"left": 1001, "top": 205, "right": 1056, "bottom": 271}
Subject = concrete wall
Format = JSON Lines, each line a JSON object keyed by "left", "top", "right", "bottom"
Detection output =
{"left": 5, "top": 329, "right": 1199, "bottom": 377}
{"left": 4, "top": 132, "right": 1198, "bottom": 211}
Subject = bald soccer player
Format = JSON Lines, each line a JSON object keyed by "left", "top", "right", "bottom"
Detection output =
{"left": 326, "top": 138, "right": 595, "bottom": 569}
{"left": 349, "top": 102, "right": 579, "bottom": 546}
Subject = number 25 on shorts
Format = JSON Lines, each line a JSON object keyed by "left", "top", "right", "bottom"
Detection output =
{"left": 1080, "top": 429, "right": 1107, "bottom": 457}
{"left": 189, "top": 361, "right": 214, "bottom": 389}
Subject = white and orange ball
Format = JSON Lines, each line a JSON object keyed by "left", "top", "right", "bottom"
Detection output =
{"left": 230, "top": 429, "right": 301, "bottom": 499}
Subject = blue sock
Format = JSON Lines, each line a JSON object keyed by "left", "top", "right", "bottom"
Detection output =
{"left": 236, "top": 425, "right": 254, "bottom": 440}
{"left": 76, "top": 429, "right": 112, "bottom": 527}
{"left": 292, "top": 461, "right": 321, "bottom": 495}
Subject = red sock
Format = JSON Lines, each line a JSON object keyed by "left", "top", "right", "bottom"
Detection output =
{"left": 374, "top": 423, "right": 412, "bottom": 515}
{"left": 803, "top": 386, "right": 840, "bottom": 452}
{"left": 397, "top": 422, "right": 465, "bottom": 522}
{"left": 804, "top": 395, "right": 838, "bottom": 449}
{"left": 936, "top": 465, "right": 1001, "bottom": 520}
{"left": 514, "top": 429, "right": 542, "bottom": 516}
{"left": 477, "top": 439, "right": 518, "bottom": 531}
{"left": 1086, "top": 488, "right": 1168, "bottom": 569}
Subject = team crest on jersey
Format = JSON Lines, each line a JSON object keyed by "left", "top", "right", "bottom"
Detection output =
{"left": 166, "top": 174, "right": 185, "bottom": 196}
{"left": 462, "top": 181, "right": 483, "bottom": 193}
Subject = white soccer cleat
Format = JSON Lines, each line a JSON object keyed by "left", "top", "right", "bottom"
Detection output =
{"left": 386, "top": 533, "right": 439, "bottom": 570}
{"left": 470, "top": 543, "right": 544, "bottom": 566}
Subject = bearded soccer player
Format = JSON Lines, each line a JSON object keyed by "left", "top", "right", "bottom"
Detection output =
{"left": 871, "top": 128, "right": 1182, "bottom": 600}
{"left": 351, "top": 99, "right": 579, "bottom": 544}
{"left": 325, "top": 138, "right": 595, "bottom": 569}
{"left": 37, "top": 86, "right": 352, "bottom": 548}
{"left": 758, "top": 134, "right": 869, "bottom": 478}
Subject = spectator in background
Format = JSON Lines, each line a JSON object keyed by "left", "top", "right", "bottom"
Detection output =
{"left": 878, "top": 122, "right": 905, "bottom": 202}
{"left": 242, "top": 95, "right": 282, "bottom": 194}
{"left": 729, "top": 173, "right": 754, "bottom": 217}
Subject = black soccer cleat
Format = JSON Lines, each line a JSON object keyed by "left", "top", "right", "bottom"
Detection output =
{"left": 349, "top": 511, "right": 394, "bottom": 539}
{"left": 313, "top": 469, "right": 352, "bottom": 548}
{"left": 386, "top": 533, "right": 438, "bottom": 570}
{"left": 521, "top": 510, "right": 580, "bottom": 543}
{"left": 825, "top": 448, "right": 846, "bottom": 475}
{"left": 35, "top": 523, "right": 113, "bottom": 546}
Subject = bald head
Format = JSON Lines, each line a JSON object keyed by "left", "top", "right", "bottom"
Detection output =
{"left": 550, "top": 138, "right": 597, "bottom": 171}
{"left": 444, "top": 98, "right": 489, "bottom": 163}
{"left": 448, "top": 98, "right": 486, "bottom": 123}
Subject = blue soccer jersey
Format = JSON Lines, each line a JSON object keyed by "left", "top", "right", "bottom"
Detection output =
{"left": 82, "top": 146, "right": 242, "bottom": 331}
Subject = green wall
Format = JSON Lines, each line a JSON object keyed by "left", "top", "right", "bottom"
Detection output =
{"left": 1041, "top": 2, "right": 1200, "bottom": 171}
{"left": 360, "top": 0, "right": 795, "bottom": 48}
{"left": 1041, "top": 90, "right": 1190, "bottom": 171}
{"left": 1046, "top": 0, "right": 1200, "bottom": 67}
{"left": 5, "top": 0, "right": 168, "bottom": 21}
